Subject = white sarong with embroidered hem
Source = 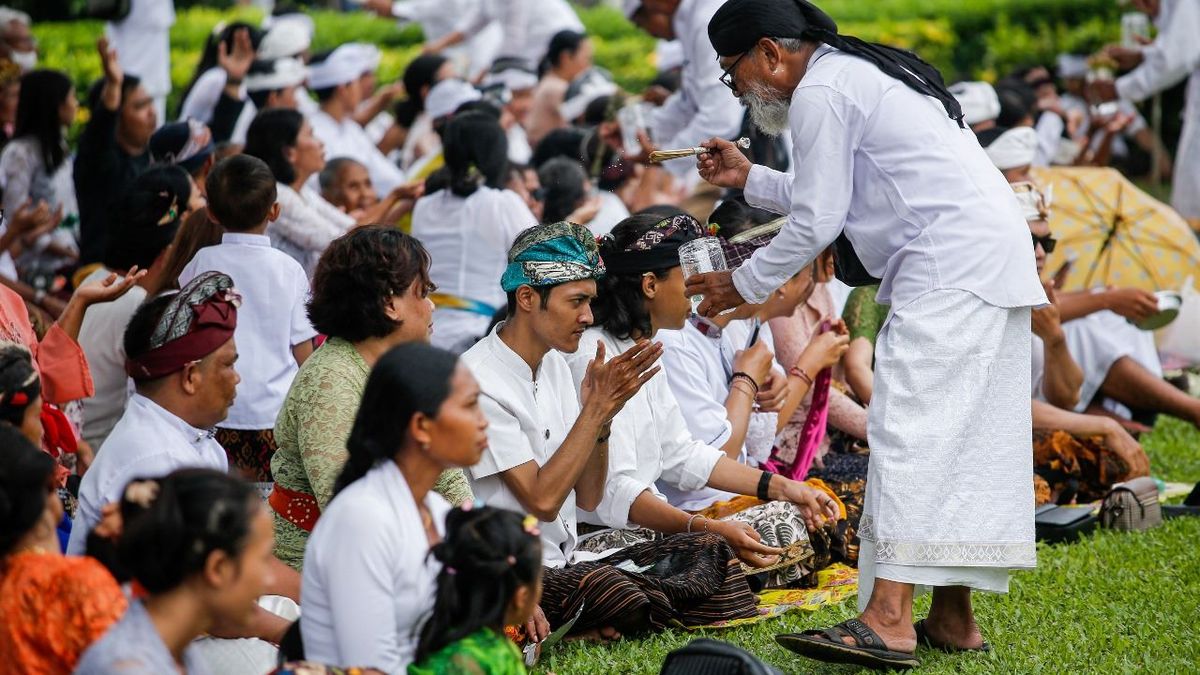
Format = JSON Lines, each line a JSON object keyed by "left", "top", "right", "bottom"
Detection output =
{"left": 857, "top": 289, "right": 1036, "bottom": 612}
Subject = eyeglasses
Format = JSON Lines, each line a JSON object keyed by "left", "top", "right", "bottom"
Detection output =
{"left": 719, "top": 47, "right": 756, "bottom": 93}
{"left": 1032, "top": 233, "right": 1057, "bottom": 253}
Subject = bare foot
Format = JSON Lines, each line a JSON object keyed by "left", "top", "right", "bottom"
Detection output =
{"left": 921, "top": 613, "right": 986, "bottom": 650}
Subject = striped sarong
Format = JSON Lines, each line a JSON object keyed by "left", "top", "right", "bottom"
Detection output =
{"left": 539, "top": 533, "right": 757, "bottom": 633}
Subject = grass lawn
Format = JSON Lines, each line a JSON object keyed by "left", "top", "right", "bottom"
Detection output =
{"left": 539, "top": 417, "right": 1200, "bottom": 674}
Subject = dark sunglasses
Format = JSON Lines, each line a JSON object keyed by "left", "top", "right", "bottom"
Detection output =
{"left": 719, "top": 47, "right": 756, "bottom": 93}
{"left": 1032, "top": 233, "right": 1057, "bottom": 253}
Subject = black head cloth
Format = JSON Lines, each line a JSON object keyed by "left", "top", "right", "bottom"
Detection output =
{"left": 708, "top": 0, "right": 964, "bottom": 128}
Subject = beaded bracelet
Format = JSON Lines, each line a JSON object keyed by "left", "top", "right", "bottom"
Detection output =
{"left": 730, "top": 371, "right": 760, "bottom": 395}
{"left": 789, "top": 365, "right": 814, "bottom": 387}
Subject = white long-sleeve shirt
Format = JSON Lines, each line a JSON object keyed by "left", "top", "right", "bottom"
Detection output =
{"left": 302, "top": 460, "right": 449, "bottom": 673}
{"left": 1115, "top": 0, "right": 1200, "bottom": 219}
{"left": 309, "top": 110, "right": 407, "bottom": 195}
{"left": 412, "top": 187, "right": 535, "bottom": 351}
{"left": 563, "top": 329, "right": 724, "bottom": 529}
{"left": 455, "top": 0, "right": 583, "bottom": 67}
{"left": 655, "top": 318, "right": 780, "bottom": 512}
{"left": 67, "top": 394, "right": 228, "bottom": 555}
{"left": 649, "top": 0, "right": 744, "bottom": 177}
{"left": 393, "top": 0, "right": 502, "bottom": 78}
{"left": 269, "top": 183, "right": 355, "bottom": 277}
{"left": 732, "top": 45, "right": 1046, "bottom": 314}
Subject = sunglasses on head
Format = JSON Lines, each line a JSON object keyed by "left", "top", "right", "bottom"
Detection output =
{"left": 1032, "top": 233, "right": 1057, "bottom": 253}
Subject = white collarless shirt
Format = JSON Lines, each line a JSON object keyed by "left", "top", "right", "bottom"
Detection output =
{"left": 179, "top": 232, "right": 317, "bottom": 429}
{"left": 302, "top": 460, "right": 449, "bottom": 674}
{"left": 412, "top": 187, "right": 535, "bottom": 351}
{"left": 462, "top": 326, "right": 580, "bottom": 568}
{"left": 564, "top": 329, "right": 723, "bottom": 529}
{"left": 308, "top": 110, "right": 406, "bottom": 194}
{"left": 734, "top": 45, "right": 1047, "bottom": 314}
{"left": 67, "top": 394, "right": 228, "bottom": 555}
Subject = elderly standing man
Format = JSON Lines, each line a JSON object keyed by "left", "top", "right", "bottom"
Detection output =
{"left": 622, "top": 0, "right": 744, "bottom": 179}
{"left": 685, "top": 0, "right": 1047, "bottom": 669}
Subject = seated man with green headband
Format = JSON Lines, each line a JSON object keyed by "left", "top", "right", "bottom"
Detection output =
{"left": 462, "top": 221, "right": 760, "bottom": 638}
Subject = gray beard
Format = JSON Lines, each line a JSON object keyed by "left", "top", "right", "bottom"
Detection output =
{"left": 741, "top": 81, "right": 791, "bottom": 137}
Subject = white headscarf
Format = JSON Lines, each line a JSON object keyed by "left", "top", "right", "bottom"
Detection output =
{"left": 984, "top": 126, "right": 1039, "bottom": 171}
{"left": 950, "top": 81, "right": 1001, "bottom": 127}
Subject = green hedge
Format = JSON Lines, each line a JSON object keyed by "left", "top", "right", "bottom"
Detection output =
{"left": 34, "top": 2, "right": 1122, "bottom": 118}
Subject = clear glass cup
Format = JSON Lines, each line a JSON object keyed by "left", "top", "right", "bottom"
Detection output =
{"left": 678, "top": 237, "right": 728, "bottom": 313}
{"left": 1121, "top": 12, "right": 1151, "bottom": 48}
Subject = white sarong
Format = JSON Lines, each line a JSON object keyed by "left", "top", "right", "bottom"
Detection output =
{"left": 858, "top": 289, "right": 1036, "bottom": 611}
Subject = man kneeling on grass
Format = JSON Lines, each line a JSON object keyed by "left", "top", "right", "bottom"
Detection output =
{"left": 462, "top": 221, "right": 760, "bottom": 639}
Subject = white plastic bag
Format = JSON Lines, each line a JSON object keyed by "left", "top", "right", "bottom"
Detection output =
{"left": 1159, "top": 276, "right": 1200, "bottom": 366}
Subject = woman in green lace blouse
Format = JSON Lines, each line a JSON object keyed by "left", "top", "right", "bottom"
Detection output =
{"left": 841, "top": 284, "right": 888, "bottom": 405}
{"left": 270, "top": 227, "right": 473, "bottom": 570}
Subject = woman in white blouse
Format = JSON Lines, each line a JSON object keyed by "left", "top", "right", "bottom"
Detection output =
{"left": 565, "top": 212, "right": 842, "bottom": 581}
{"left": 411, "top": 111, "right": 536, "bottom": 353}
{"left": 244, "top": 108, "right": 418, "bottom": 277}
{"left": 300, "top": 342, "right": 490, "bottom": 673}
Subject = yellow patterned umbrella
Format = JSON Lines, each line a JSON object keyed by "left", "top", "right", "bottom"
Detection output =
{"left": 1031, "top": 166, "right": 1200, "bottom": 293}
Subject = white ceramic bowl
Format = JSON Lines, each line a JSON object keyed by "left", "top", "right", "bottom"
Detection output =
{"left": 1135, "top": 290, "right": 1182, "bottom": 330}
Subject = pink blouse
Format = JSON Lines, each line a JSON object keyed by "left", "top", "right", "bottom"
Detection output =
{"left": 768, "top": 283, "right": 867, "bottom": 464}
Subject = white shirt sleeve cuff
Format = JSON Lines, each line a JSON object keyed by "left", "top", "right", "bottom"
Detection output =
{"left": 733, "top": 262, "right": 771, "bottom": 305}
{"left": 743, "top": 164, "right": 790, "bottom": 215}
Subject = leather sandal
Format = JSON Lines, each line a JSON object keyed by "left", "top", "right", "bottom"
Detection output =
{"left": 776, "top": 618, "right": 920, "bottom": 671}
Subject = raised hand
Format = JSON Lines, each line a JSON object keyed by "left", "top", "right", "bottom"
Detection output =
{"left": 97, "top": 37, "right": 122, "bottom": 83}
{"left": 801, "top": 329, "right": 850, "bottom": 371}
{"left": 684, "top": 269, "right": 746, "bottom": 318}
{"left": 696, "top": 137, "right": 752, "bottom": 189}
{"left": 74, "top": 267, "right": 148, "bottom": 307}
{"left": 1032, "top": 281, "right": 1064, "bottom": 342}
{"left": 579, "top": 339, "right": 663, "bottom": 422}
{"left": 8, "top": 199, "right": 63, "bottom": 242}
{"left": 732, "top": 339, "right": 773, "bottom": 389}
{"left": 218, "top": 28, "right": 256, "bottom": 82}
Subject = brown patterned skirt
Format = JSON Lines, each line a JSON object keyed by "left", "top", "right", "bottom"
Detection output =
{"left": 215, "top": 428, "right": 278, "bottom": 483}
{"left": 539, "top": 533, "right": 757, "bottom": 634}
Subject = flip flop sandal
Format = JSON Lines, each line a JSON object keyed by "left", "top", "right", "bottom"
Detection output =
{"left": 914, "top": 619, "right": 992, "bottom": 653}
{"left": 775, "top": 618, "right": 920, "bottom": 671}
